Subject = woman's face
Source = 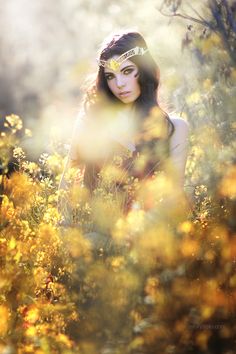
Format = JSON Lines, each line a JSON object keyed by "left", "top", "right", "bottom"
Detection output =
{"left": 104, "top": 56, "right": 141, "bottom": 104}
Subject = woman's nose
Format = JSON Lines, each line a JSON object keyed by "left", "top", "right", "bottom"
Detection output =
{"left": 116, "top": 76, "right": 125, "bottom": 88}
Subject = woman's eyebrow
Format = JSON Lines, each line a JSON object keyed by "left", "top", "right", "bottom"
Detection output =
{"left": 120, "top": 64, "right": 135, "bottom": 72}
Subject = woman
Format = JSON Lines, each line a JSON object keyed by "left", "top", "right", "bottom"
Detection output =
{"left": 59, "top": 30, "right": 189, "bottom": 222}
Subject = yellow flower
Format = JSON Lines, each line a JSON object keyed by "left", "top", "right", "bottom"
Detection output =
{"left": 47, "top": 153, "right": 64, "bottom": 174}
{"left": 142, "top": 107, "right": 168, "bottom": 140}
{"left": 43, "top": 207, "right": 60, "bottom": 224}
{"left": 200, "top": 33, "right": 222, "bottom": 55}
{"left": 201, "top": 306, "right": 214, "bottom": 319}
{"left": 177, "top": 221, "right": 193, "bottom": 234}
{"left": 25, "top": 307, "right": 39, "bottom": 324}
{"left": 229, "top": 275, "right": 236, "bottom": 288}
{"left": 57, "top": 333, "right": 73, "bottom": 348}
{"left": 66, "top": 228, "right": 92, "bottom": 261}
{"left": 1, "top": 195, "right": 15, "bottom": 220}
{"left": 24, "top": 128, "right": 32, "bottom": 137}
{"left": 22, "top": 161, "right": 39, "bottom": 174}
{"left": 25, "top": 326, "right": 37, "bottom": 337}
{"left": 0, "top": 305, "right": 10, "bottom": 335}
{"left": 5, "top": 114, "right": 23, "bottom": 131}
{"left": 110, "top": 256, "right": 125, "bottom": 271}
{"left": 181, "top": 238, "right": 199, "bottom": 257}
{"left": 145, "top": 276, "right": 159, "bottom": 297}
{"left": 8, "top": 237, "right": 16, "bottom": 250}
{"left": 210, "top": 33, "right": 222, "bottom": 46}
{"left": 13, "top": 146, "right": 25, "bottom": 160}
{"left": 230, "top": 68, "right": 236, "bottom": 82}
{"left": 5, "top": 172, "right": 39, "bottom": 206}
{"left": 203, "top": 78, "right": 212, "bottom": 91}
{"left": 128, "top": 337, "right": 144, "bottom": 351}
{"left": 196, "top": 331, "right": 211, "bottom": 350}
{"left": 219, "top": 165, "right": 236, "bottom": 198}
{"left": 186, "top": 91, "right": 201, "bottom": 105}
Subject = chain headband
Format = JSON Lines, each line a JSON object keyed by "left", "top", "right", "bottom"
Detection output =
{"left": 97, "top": 46, "right": 148, "bottom": 71}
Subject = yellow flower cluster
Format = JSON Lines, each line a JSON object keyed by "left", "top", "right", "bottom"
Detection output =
{"left": 0, "top": 111, "right": 235, "bottom": 354}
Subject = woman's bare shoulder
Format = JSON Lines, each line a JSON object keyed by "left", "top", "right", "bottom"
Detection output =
{"left": 168, "top": 115, "right": 190, "bottom": 149}
{"left": 169, "top": 115, "right": 190, "bottom": 132}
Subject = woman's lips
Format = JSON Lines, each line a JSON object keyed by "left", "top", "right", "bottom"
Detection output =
{"left": 119, "top": 91, "right": 131, "bottom": 98}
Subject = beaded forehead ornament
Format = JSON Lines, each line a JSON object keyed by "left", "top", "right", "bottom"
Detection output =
{"left": 98, "top": 46, "right": 148, "bottom": 72}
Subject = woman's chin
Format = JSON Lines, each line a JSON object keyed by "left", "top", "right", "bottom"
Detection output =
{"left": 118, "top": 96, "right": 135, "bottom": 104}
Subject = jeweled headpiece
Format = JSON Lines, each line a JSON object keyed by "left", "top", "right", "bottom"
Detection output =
{"left": 97, "top": 46, "right": 148, "bottom": 71}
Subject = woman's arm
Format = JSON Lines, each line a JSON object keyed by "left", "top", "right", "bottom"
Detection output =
{"left": 169, "top": 117, "right": 190, "bottom": 187}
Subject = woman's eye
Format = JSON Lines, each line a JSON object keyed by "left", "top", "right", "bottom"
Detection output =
{"left": 124, "top": 68, "right": 134, "bottom": 75}
{"left": 105, "top": 74, "right": 114, "bottom": 81}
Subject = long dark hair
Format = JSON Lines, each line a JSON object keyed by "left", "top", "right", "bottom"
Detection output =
{"left": 84, "top": 30, "right": 174, "bottom": 139}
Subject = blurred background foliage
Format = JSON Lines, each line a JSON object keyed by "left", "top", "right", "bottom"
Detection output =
{"left": 0, "top": 0, "right": 236, "bottom": 353}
